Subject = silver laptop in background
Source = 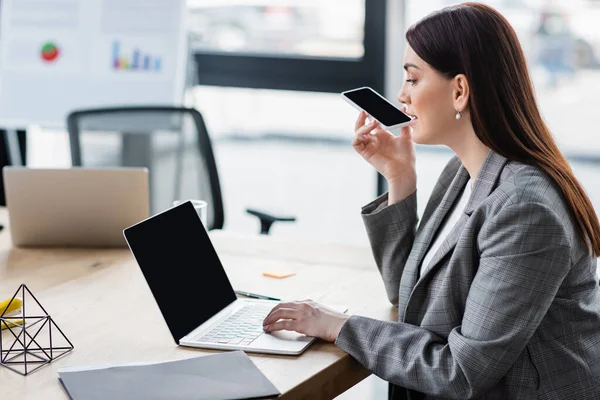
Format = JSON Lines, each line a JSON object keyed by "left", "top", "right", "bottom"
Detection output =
{"left": 3, "top": 167, "right": 149, "bottom": 247}
{"left": 123, "top": 201, "right": 342, "bottom": 355}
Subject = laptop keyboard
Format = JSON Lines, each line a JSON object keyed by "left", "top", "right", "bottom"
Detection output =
{"left": 195, "top": 303, "right": 273, "bottom": 346}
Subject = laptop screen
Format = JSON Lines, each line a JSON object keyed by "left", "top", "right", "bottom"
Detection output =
{"left": 124, "top": 201, "right": 237, "bottom": 343}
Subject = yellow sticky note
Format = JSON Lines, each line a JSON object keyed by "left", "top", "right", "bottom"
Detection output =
{"left": 262, "top": 271, "right": 296, "bottom": 279}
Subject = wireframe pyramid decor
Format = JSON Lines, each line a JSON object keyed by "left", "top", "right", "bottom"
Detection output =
{"left": 0, "top": 284, "right": 74, "bottom": 376}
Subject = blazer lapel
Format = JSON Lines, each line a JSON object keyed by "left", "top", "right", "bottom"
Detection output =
{"left": 463, "top": 150, "right": 510, "bottom": 216}
{"left": 418, "top": 150, "right": 510, "bottom": 278}
{"left": 397, "top": 164, "right": 470, "bottom": 314}
{"left": 402, "top": 150, "right": 510, "bottom": 323}
{"left": 415, "top": 206, "right": 469, "bottom": 287}
{"left": 411, "top": 166, "right": 470, "bottom": 275}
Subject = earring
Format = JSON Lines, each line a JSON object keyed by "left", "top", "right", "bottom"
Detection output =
{"left": 455, "top": 110, "right": 462, "bottom": 120}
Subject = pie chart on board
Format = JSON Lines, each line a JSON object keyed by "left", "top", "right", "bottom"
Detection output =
{"left": 40, "top": 42, "right": 60, "bottom": 63}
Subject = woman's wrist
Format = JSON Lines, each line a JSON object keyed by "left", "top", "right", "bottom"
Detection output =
{"left": 387, "top": 174, "right": 417, "bottom": 204}
{"left": 331, "top": 314, "right": 351, "bottom": 342}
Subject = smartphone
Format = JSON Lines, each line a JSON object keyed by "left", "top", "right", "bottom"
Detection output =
{"left": 341, "top": 86, "right": 412, "bottom": 129}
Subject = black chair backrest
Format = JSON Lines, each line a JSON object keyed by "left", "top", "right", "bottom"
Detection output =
{"left": 66, "top": 106, "right": 224, "bottom": 230}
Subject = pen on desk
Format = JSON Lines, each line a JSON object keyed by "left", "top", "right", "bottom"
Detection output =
{"left": 234, "top": 290, "right": 280, "bottom": 301}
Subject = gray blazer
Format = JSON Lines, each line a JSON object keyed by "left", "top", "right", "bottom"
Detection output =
{"left": 335, "top": 150, "right": 600, "bottom": 399}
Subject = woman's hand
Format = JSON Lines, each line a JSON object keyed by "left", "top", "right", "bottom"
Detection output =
{"left": 352, "top": 110, "right": 417, "bottom": 184}
{"left": 262, "top": 300, "right": 349, "bottom": 342}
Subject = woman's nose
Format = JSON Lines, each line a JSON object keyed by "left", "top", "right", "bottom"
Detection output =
{"left": 397, "top": 88, "right": 409, "bottom": 105}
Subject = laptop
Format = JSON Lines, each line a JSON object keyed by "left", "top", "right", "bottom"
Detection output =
{"left": 123, "top": 201, "right": 327, "bottom": 355}
{"left": 3, "top": 167, "right": 149, "bottom": 247}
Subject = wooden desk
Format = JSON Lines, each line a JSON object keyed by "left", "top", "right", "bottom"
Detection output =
{"left": 0, "top": 209, "right": 396, "bottom": 399}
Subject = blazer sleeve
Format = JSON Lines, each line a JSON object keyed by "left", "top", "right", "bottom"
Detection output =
{"left": 361, "top": 190, "right": 418, "bottom": 306}
{"left": 338, "top": 201, "right": 572, "bottom": 399}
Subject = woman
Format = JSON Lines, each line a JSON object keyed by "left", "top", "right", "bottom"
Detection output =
{"left": 262, "top": 3, "right": 600, "bottom": 399}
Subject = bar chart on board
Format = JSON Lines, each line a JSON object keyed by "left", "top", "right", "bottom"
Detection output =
{"left": 112, "top": 41, "right": 163, "bottom": 72}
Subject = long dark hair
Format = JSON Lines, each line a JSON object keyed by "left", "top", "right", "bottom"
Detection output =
{"left": 406, "top": 2, "right": 600, "bottom": 256}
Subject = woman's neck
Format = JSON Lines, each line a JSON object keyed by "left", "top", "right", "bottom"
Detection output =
{"left": 449, "top": 130, "right": 491, "bottom": 181}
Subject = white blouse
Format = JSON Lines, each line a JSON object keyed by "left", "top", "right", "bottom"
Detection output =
{"left": 420, "top": 179, "right": 472, "bottom": 277}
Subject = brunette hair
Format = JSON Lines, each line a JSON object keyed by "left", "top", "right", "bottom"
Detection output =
{"left": 406, "top": 2, "right": 600, "bottom": 255}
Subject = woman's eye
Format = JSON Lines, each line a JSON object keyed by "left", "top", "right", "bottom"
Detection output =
{"left": 406, "top": 79, "right": 417, "bottom": 85}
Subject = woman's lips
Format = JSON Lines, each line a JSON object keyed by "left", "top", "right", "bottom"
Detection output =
{"left": 405, "top": 112, "right": 418, "bottom": 126}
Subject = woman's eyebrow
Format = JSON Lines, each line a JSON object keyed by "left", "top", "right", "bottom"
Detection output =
{"left": 403, "top": 63, "right": 420, "bottom": 71}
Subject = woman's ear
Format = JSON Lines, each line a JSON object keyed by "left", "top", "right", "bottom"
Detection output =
{"left": 452, "top": 74, "right": 470, "bottom": 113}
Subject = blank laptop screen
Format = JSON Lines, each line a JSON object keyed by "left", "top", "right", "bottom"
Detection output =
{"left": 124, "top": 201, "right": 237, "bottom": 343}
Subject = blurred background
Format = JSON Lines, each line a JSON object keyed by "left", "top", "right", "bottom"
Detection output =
{"left": 19, "top": 1, "right": 600, "bottom": 397}
{"left": 28, "top": 0, "right": 600, "bottom": 243}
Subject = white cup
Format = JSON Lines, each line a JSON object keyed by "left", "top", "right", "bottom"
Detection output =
{"left": 173, "top": 199, "right": 208, "bottom": 229}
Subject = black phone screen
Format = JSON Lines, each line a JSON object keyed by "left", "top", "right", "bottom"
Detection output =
{"left": 344, "top": 88, "right": 411, "bottom": 127}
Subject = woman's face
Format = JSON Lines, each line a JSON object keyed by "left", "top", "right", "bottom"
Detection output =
{"left": 398, "top": 46, "right": 459, "bottom": 146}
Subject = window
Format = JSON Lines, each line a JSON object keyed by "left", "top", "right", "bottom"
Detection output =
{"left": 188, "top": 0, "right": 365, "bottom": 58}
{"left": 189, "top": 0, "right": 385, "bottom": 93}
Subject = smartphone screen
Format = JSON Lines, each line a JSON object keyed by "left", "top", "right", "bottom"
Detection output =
{"left": 344, "top": 88, "right": 411, "bottom": 127}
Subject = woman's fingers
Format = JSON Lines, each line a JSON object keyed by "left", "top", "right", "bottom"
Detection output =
{"left": 352, "top": 132, "right": 369, "bottom": 149}
{"left": 263, "top": 306, "right": 303, "bottom": 333}
{"left": 263, "top": 302, "right": 297, "bottom": 324}
{"left": 354, "top": 110, "right": 368, "bottom": 131}
{"left": 371, "top": 127, "right": 388, "bottom": 136}
{"left": 355, "top": 111, "right": 379, "bottom": 136}
{"left": 264, "top": 319, "right": 296, "bottom": 333}
{"left": 263, "top": 308, "right": 296, "bottom": 326}
{"left": 356, "top": 120, "right": 378, "bottom": 139}
{"left": 263, "top": 300, "right": 314, "bottom": 332}
{"left": 353, "top": 118, "right": 381, "bottom": 151}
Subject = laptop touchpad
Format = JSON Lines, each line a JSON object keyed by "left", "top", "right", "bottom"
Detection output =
{"left": 248, "top": 330, "right": 313, "bottom": 354}
{"left": 266, "top": 330, "right": 313, "bottom": 342}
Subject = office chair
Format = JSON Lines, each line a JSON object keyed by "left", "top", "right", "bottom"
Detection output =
{"left": 66, "top": 106, "right": 295, "bottom": 233}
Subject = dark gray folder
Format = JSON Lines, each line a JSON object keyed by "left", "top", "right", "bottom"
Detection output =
{"left": 58, "top": 351, "right": 280, "bottom": 400}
